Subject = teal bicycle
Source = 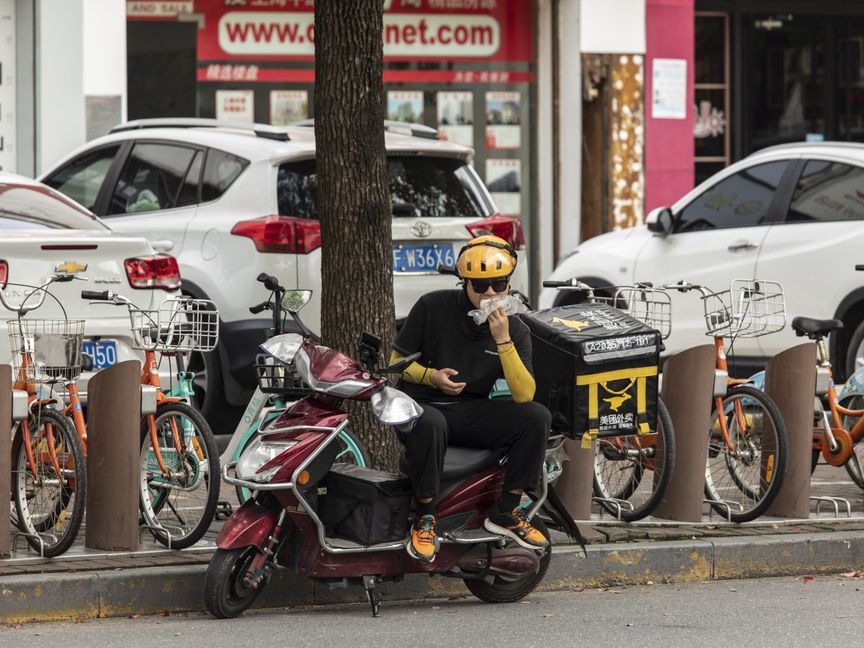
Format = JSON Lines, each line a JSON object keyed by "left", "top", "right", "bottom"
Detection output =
{"left": 219, "top": 273, "right": 369, "bottom": 503}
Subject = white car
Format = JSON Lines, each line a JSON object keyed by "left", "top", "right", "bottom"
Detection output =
{"left": 0, "top": 173, "right": 181, "bottom": 402}
{"left": 40, "top": 118, "right": 527, "bottom": 430}
{"left": 540, "top": 142, "right": 864, "bottom": 380}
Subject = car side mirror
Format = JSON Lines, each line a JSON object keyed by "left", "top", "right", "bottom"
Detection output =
{"left": 645, "top": 207, "right": 674, "bottom": 235}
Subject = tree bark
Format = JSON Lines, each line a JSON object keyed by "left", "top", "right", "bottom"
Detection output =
{"left": 314, "top": 0, "right": 399, "bottom": 470}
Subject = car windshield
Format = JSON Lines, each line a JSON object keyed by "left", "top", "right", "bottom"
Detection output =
{"left": 276, "top": 156, "right": 490, "bottom": 219}
{"left": 0, "top": 181, "right": 106, "bottom": 230}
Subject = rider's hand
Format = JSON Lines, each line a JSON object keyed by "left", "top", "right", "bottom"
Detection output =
{"left": 488, "top": 307, "right": 510, "bottom": 345}
{"left": 430, "top": 368, "right": 466, "bottom": 395}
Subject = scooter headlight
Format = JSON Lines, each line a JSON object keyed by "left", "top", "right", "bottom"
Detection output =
{"left": 235, "top": 436, "right": 297, "bottom": 483}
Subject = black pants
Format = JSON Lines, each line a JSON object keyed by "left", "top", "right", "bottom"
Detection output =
{"left": 400, "top": 398, "right": 551, "bottom": 500}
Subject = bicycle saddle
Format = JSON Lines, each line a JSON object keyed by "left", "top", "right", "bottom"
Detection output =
{"left": 791, "top": 316, "right": 843, "bottom": 339}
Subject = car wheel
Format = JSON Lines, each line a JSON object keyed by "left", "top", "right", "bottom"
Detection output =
{"left": 844, "top": 319, "right": 864, "bottom": 379}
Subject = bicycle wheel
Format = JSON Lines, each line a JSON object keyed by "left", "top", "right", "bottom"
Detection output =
{"left": 139, "top": 401, "right": 220, "bottom": 549}
{"left": 13, "top": 408, "right": 87, "bottom": 557}
{"left": 704, "top": 385, "right": 787, "bottom": 522}
{"left": 840, "top": 396, "right": 864, "bottom": 489}
{"left": 592, "top": 398, "right": 675, "bottom": 521}
{"left": 234, "top": 425, "right": 370, "bottom": 504}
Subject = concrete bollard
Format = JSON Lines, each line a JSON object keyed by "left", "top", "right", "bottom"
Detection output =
{"left": 764, "top": 343, "right": 817, "bottom": 519}
{"left": 652, "top": 345, "right": 716, "bottom": 522}
{"left": 1, "top": 365, "right": 10, "bottom": 557}
{"left": 85, "top": 360, "right": 141, "bottom": 551}
{"left": 554, "top": 437, "right": 595, "bottom": 520}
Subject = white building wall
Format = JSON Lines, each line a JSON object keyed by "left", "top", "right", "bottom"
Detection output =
{"left": 557, "top": 0, "right": 582, "bottom": 261}
{"left": 36, "top": 0, "right": 85, "bottom": 174}
{"left": 580, "top": 0, "right": 646, "bottom": 54}
{"left": 36, "top": 0, "right": 126, "bottom": 175}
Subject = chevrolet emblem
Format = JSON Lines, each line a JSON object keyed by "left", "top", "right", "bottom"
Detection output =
{"left": 55, "top": 261, "right": 88, "bottom": 274}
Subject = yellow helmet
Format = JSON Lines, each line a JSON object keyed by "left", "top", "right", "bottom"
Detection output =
{"left": 456, "top": 235, "right": 518, "bottom": 279}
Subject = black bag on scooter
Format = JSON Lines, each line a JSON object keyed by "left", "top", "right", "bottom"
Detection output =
{"left": 523, "top": 302, "right": 662, "bottom": 445}
{"left": 317, "top": 463, "right": 413, "bottom": 545}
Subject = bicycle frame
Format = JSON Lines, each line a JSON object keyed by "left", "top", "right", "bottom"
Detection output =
{"left": 814, "top": 338, "right": 864, "bottom": 457}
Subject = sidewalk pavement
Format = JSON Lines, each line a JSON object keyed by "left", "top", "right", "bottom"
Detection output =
{"left": 3, "top": 515, "right": 864, "bottom": 624}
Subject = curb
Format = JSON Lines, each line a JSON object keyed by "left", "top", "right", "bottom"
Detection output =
{"left": 3, "top": 531, "right": 864, "bottom": 623}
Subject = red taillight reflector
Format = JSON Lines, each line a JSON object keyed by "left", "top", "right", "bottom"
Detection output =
{"left": 231, "top": 215, "right": 321, "bottom": 254}
{"left": 465, "top": 214, "right": 526, "bottom": 251}
{"left": 124, "top": 254, "right": 182, "bottom": 291}
{"left": 0, "top": 260, "right": 7, "bottom": 289}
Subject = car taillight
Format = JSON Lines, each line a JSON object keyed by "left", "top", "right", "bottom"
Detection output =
{"left": 125, "top": 254, "right": 182, "bottom": 291}
{"left": 0, "top": 260, "right": 7, "bottom": 289}
{"left": 465, "top": 214, "right": 526, "bottom": 251}
{"left": 231, "top": 215, "right": 321, "bottom": 254}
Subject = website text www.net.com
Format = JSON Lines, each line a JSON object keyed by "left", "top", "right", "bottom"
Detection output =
{"left": 219, "top": 12, "right": 501, "bottom": 57}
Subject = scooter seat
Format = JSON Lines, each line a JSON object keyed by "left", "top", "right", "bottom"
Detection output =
{"left": 398, "top": 445, "right": 506, "bottom": 484}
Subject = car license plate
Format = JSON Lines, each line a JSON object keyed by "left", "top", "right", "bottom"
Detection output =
{"left": 392, "top": 243, "right": 456, "bottom": 273}
{"left": 81, "top": 340, "right": 118, "bottom": 370}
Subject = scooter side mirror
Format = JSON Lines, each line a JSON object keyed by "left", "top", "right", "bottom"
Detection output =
{"left": 282, "top": 289, "right": 313, "bottom": 313}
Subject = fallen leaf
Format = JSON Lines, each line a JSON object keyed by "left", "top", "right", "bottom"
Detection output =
{"left": 571, "top": 587, "right": 585, "bottom": 593}
{"left": 802, "top": 576, "right": 815, "bottom": 583}
{"left": 729, "top": 588, "right": 737, "bottom": 592}
{"left": 771, "top": 523, "right": 779, "bottom": 529}
{"left": 432, "top": 606, "right": 440, "bottom": 610}
{"left": 74, "top": 617, "right": 84, "bottom": 625}
{"left": 543, "top": 613, "right": 554, "bottom": 618}
{"left": 447, "top": 594, "right": 467, "bottom": 601}
{"left": 646, "top": 580, "right": 654, "bottom": 586}
{"left": 129, "top": 614, "right": 140, "bottom": 619}
{"left": 626, "top": 623, "right": 634, "bottom": 627}
{"left": 162, "top": 610, "right": 172, "bottom": 617}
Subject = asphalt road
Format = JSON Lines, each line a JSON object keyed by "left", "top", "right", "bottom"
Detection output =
{"left": 3, "top": 574, "right": 864, "bottom": 648}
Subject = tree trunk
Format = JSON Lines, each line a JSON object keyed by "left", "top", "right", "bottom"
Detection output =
{"left": 314, "top": 0, "right": 399, "bottom": 470}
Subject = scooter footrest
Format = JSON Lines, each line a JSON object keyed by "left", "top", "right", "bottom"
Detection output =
{"left": 441, "top": 529, "right": 505, "bottom": 545}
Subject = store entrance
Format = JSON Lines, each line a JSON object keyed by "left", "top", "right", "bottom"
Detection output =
{"left": 127, "top": 21, "right": 197, "bottom": 119}
{"left": 746, "top": 14, "right": 864, "bottom": 153}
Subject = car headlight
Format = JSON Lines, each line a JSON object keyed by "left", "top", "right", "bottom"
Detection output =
{"left": 235, "top": 436, "right": 297, "bottom": 483}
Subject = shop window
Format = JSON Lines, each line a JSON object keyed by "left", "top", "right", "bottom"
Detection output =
{"left": 694, "top": 12, "right": 730, "bottom": 186}
{"left": 675, "top": 161, "right": 787, "bottom": 232}
{"left": 787, "top": 160, "right": 864, "bottom": 223}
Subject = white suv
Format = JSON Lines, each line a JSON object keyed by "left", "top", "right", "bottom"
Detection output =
{"left": 540, "top": 142, "right": 864, "bottom": 380}
{"left": 41, "top": 119, "right": 527, "bottom": 430}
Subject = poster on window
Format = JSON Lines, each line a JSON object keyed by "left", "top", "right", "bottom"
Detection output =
{"left": 485, "top": 159, "right": 521, "bottom": 216}
{"left": 436, "top": 91, "right": 473, "bottom": 147}
{"left": 270, "top": 90, "right": 308, "bottom": 126}
{"left": 387, "top": 91, "right": 424, "bottom": 124}
{"left": 485, "top": 91, "right": 521, "bottom": 150}
{"left": 652, "top": 58, "right": 687, "bottom": 119}
{"left": 216, "top": 89, "right": 254, "bottom": 123}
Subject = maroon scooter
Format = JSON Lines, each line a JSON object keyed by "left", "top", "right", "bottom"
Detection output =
{"left": 204, "top": 289, "right": 583, "bottom": 618}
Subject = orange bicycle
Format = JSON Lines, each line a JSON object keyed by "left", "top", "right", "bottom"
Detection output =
{"left": 667, "top": 280, "right": 788, "bottom": 522}
{"left": 82, "top": 289, "right": 220, "bottom": 549}
{"left": 2, "top": 273, "right": 87, "bottom": 557}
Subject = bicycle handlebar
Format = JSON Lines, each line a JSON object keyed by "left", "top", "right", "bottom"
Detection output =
{"left": 257, "top": 272, "right": 282, "bottom": 292}
{"left": 81, "top": 290, "right": 111, "bottom": 301}
{"left": 249, "top": 301, "right": 270, "bottom": 315}
{"left": 0, "top": 273, "right": 78, "bottom": 316}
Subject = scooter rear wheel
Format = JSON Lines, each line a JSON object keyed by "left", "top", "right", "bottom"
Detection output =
{"left": 463, "top": 518, "right": 551, "bottom": 604}
{"left": 205, "top": 546, "right": 268, "bottom": 618}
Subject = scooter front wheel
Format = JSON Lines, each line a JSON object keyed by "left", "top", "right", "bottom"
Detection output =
{"left": 463, "top": 518, "right": 551, "bottom": 604}
{"left": 205, "top": 546, "right": 268, "bottom": 618}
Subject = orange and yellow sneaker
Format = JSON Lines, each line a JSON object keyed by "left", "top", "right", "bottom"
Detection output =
{"left": 484, "top": 507, "right": 549, "bottom": 550}
{"left": 406, "top": 514, "right": 439, "bottom": 563}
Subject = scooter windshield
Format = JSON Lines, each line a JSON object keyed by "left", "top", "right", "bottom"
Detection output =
{"left": 259, "top": 333, "right": 304, "bottom": 364}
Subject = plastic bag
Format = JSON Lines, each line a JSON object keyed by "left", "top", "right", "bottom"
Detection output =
{"left": 467, "top": 294, "right": 529, "bottom": 325}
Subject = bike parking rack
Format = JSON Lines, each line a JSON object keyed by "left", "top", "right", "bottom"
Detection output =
{"left": 85, "top": 360, "right": 141, "bottom": 551}
{"left": 1, "top": 365, "right": 10, "bottom": 557}
{"left": 763, "top": 343, "right": 817, "bottom": 519}
{"left": 555, "top": 438, "right": 596, "bottom": 521}
{"left": 652, "top": 345, "right": 717, "bottom": 522}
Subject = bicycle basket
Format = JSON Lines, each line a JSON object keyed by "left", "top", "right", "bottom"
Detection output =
{"left": 702, "top": 279, "right": 786, "bottom": 338}
{"left": 254, "top": 353, "right": 312, "bottom": 398}
{"left": 610, "top": 286, "right": 672, "bottom": 340}
{"left": 6, "top": 319, "right": 85, "bottom": 383}
{"left": 130, "top": 297, "right": 219, "bottom": 352}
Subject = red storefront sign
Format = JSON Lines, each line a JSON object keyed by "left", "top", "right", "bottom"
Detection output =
{"left": 192, "top": 0, "right": 533, "bottom": 63}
